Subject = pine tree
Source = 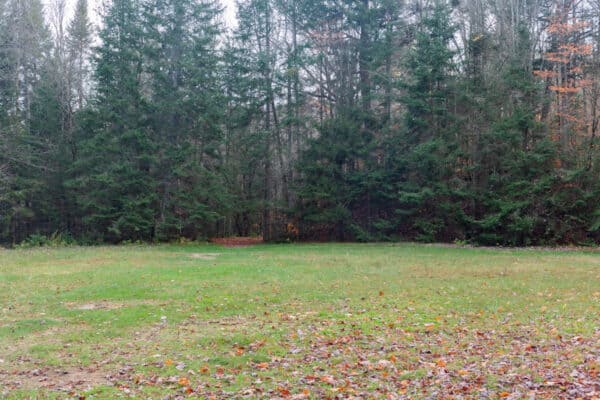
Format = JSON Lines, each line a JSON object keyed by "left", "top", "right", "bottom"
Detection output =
{"left": 294, "top": 0, "right": 404, "bottom": 241}
{"left": 296, "top": 114, "right": 378, "bottom": 241}
{"left": 0, "top": 0, "right": 52, "bottom": 243}
{"left": 394, "top": 0, "right": 459, "bottom": 242}
{"left": 72, "top": 0, "right": 157, "bottom": 242}
{"left": 142, "top": 0, "right": 226, "bottom": 240}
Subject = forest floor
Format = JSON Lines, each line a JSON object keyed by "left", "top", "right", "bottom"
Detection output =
{"left": 0, "top": 243, "right": 599, "bottom": 399}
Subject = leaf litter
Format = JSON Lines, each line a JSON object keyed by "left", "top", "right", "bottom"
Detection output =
{"left": 2, "top": 309, "right": 599, "bottom": 399}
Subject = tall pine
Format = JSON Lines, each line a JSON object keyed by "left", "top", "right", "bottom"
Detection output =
{"left": 394, "top": 0, "right": 460, "bottom": 242}
{"left": 72, "top": 0, "right": 156, "bottom": 242}
{"left": 143, "top": 0, "right": 226, "bottom": 240}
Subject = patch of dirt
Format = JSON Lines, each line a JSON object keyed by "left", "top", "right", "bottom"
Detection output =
{"left": 0, "top": 364, "right": 115, "bottom": 392}
{"left": 63, "top": 299, "right": 167, "bottom": 311}
{"left": 205, "top": 316, "right": 249, "bottom": 326}
{"left": 189, "top": 252, "right": 221, "bottom": 260}
{"left": 210, "top": 236, "right": 263, "bottom": 247}
{"left": 64, "top": 300, "right": 125, "bottom": 311}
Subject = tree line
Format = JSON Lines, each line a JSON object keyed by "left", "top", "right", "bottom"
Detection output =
{"left": 2, "top": 0, "right": 600, "bottom": 246}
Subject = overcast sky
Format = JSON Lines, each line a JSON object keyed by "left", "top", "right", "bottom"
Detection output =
{"left": 221, "top": 0, "right": 237, "bottom": 26}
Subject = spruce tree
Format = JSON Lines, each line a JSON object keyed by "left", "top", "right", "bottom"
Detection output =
{"left": 0, "top": 0, "right": 52, "bottom": 243}
{"left": 72, "top": 0, "right": 157, "bottom": 242}
{"left": 142, "top": 0, "right": 226, "bottom": 240}
{"left": 395, "top": 0, "right": 459, "bottom": 242}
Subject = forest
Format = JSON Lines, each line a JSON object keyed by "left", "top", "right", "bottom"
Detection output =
{"left": 2, "top": 0, "right": 600, "bottom": 246}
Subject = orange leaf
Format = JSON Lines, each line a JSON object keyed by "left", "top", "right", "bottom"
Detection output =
{"left": 499, "top": 392, "right": 510, "bottom": 398}
{"left": 178, "top": 377, "right": 190, "bottom": 386}
{"left": 165, "top": 359, "right": 174, "bottom": 367}
{"left": 435, "top": 358, "right": 447, "bottom": 368}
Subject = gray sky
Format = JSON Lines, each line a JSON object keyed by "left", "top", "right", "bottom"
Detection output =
{"left": 221, "top": 0, "right": 237, "bottom": 27}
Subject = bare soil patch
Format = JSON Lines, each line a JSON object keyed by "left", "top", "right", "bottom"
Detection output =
{"left": 188, "top": 252, "right": 221, "bottom": 260}
{"left": 210, "top": 236, "right": 263, "bottom": 247}
{"left": 0, "top": 364, "right": 113, "bottom": 392}
{"left": 63, "top": 299, "right": 166, "bottom": 311}
{"left": 66, "top": 301, "right": 123, "bottom": 311}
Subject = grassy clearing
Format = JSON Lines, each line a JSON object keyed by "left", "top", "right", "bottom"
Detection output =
{"left": 0, "top": 243, "right": 599, "bottom": 399}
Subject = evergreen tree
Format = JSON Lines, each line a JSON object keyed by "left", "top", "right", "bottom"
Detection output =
{"left": 2, "top": 0, "right": 600, "bottom": 246}
{"left": 394, "top": 0, "right": 460, "bottom": 242}
{"left": 295, "top": 0, "right": 404, "bottom": 241}
{"left": 461, "top": 26, "right": 553, "bottom": 245}
{"left": 71, "top": 0, "right": 157, "bottom": 242}
{"left": 296, "top": 114, "right": 379, "bottom": 241}
{"left": 143, "top": 0, "right": 226, "bottom": 240}
{"left": 0, "top": 0, "right": 52, "bottom": 243}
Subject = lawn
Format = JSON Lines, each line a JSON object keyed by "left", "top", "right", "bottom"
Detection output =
{"left": 0, "top": 243, "right": 599, "bottom": 399}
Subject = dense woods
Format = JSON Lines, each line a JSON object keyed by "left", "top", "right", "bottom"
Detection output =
{"left": 3, "top": 0, "right": 600, "bottom": 245}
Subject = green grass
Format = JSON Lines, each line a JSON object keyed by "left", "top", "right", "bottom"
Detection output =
{"left": 0, "top": 243, "right": 599, "bottom": 399}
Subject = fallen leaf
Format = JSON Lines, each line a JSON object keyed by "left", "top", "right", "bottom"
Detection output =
{"left": 249, "top": 339, "right": 266, "bottom": 350}
{"left": 178, "top": 377, "right": 190, "bottom": 386}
